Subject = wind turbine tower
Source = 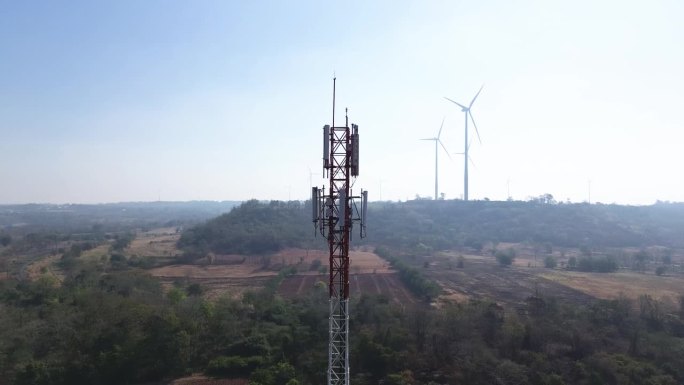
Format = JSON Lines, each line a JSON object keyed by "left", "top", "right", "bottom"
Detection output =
{"left": 420, "top": 118, "right": 450, "bottom": 200}
{"left": 312, "top": 78, "right": 368, "bottom": 385}
{"left": 445, "top": 85, "right": 483, "bottom": 201}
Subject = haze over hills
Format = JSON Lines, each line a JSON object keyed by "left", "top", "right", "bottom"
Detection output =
{"left": 0, "top": 201, "right": 241, "bottom": 233}
{"left": 177, "top": 199, "right": 684, "bottom": 257}
{"left": 4, "top": 198, "right": 684, "bottom": 250}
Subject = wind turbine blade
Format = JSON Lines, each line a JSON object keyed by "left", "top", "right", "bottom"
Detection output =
{"left": 469, "top": 111, "right": 482, "bottom": 144}
{"left": 468, "top": 155, "right": 477, "bottom": 169}
{"left": 420, "top": 138, "right": 436, "bottom": 141}
{"left": 438, "top": 139, "right": 452, "bottom": 160}
{"left": 469, "top": 84, "right": 484, "bottom": 108}
{"left": 437, "top": 117, "right": 445, "bottom": 139}
{"left": 444, "top": 97, "right": 468, "bottom": 110}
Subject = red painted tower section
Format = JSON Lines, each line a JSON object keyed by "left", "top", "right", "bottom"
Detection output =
{"left": 313, "top": 79, "right": 366, "bottom": 385}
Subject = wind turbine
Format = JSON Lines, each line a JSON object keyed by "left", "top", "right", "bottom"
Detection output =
{"left": 445, "top": 85, "right": 483, "bottom": 201}
{"left": 420, "top": 118, "right": 451, "bottom": 200}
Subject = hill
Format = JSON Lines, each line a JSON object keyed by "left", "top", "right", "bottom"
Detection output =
{"left": 177, "top": 199, "right": 684, "bottom": 257}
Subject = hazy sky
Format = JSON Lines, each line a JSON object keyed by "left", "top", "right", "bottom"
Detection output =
{"left": 1, "top": 1, "right": 682, "bottom": 204}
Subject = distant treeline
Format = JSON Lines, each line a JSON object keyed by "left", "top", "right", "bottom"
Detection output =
{"left": 369, "top": 199, "right": 684, "bottom": 251}
{"left": 0, "top": 201, "right": 241, "bottom": 235}
{"left": 177, "top": 199, "right": 684, "bottom": 258}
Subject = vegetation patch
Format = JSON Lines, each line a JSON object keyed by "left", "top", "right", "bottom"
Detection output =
{"left": 374, "top": 246, "right": 441, "bottom": 300}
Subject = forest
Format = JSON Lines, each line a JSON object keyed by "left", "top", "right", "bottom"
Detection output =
{"left": 1, "top": 252, "right": 684, "bottom": 385}
{"left": 2, "top": 199, "right": 684, "bottom": 384}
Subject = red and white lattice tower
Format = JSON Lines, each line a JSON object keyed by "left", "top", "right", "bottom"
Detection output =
{"left": 312, "top": 78, "right": 368, "bottom": 385}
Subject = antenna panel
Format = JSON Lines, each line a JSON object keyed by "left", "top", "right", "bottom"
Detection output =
{"left": 312, "top": 187, "right": 319, "bottom": 222}
{"left": 362, "top": 190, "right": 368, "bottom": 227}
{"left": 338, "top": 189, "right": 346, "bottom": 230}
{"left": 323, "top": 125, "right": 330, "bottom": 167}
{"left": 351, "top": 125, "right": 359, "bottom": 176}
{"left": 325, "top": 196, "right": 332, "bottom": 219}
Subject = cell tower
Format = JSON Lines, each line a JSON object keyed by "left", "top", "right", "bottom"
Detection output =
{"left": 312, "top": 78, "right": 368, "bottom": 385}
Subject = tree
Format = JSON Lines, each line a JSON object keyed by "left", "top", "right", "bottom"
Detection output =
{"left": 544, "top": 256, "right": 557, "bottom": 268}
{"left": 495, "top": 248, "right": 516, "bottom": 267}
{"left": 457, "top": 255, "right": 465, "bottom": 268}
{"left": 111, "top": 232, "right": 134, "bottom": 251}
{"left": 633, "top": 250, "right": 649, "bottom": 272}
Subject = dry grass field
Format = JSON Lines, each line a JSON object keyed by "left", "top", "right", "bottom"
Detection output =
{"left": 80, "top": 243, "right": 111, "bottom": 261}
{"left": 427, "top": 246, "right": 684, "bottom": 309}
{"left": 541, "top": 270, "right": 684, "bottom": 303}
{"left": 426, "top": 252, "right": 596, "bottom": 307}
{"left": 126, "top": 227, "right": 181, "bottom": 258}
{"left": 25, "top": 254, "right": 63, "bottom": 281}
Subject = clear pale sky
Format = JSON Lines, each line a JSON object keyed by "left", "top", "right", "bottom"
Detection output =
{"left": 1, "top": 1, "right": 682, "bottom": 205}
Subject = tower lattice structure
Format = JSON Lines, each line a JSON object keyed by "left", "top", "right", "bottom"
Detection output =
{"left": 313, "top": 79, "right": 367, "bottom": 385}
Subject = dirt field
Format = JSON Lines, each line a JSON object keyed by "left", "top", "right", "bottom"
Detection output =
{"left": 278, "top": 272, "right": 416, "bottom": 304}
{"left": 149, "top": 249, "right": 391, "bottom": 279}
{"left": 150, "top": 248, "right": 400, "bottom": 299}
{"left": 541, "top": 270, "right": 684, "bottom": 303}
{"left": 426, "top": 253, "right": 596, "bottom": 308}
{"left": 268, "top": 248, "right": 392, "bottom": 274}
{"left": 426, "top": 247, "right": 684, "bottom": 310}
{"left": 149, "top": 263, "right": 279, "bottom": 280}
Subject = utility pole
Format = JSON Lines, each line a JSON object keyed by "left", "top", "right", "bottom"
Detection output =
{"left": 312, "top": 78, "right": 368, "bottom": 385}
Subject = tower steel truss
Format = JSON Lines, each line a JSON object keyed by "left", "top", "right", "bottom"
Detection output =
{"left": 326, "top": 119, "right": 351, "bottom": 385}
{"left": 312, "top": 79, "right": 367, "bottom": 385}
